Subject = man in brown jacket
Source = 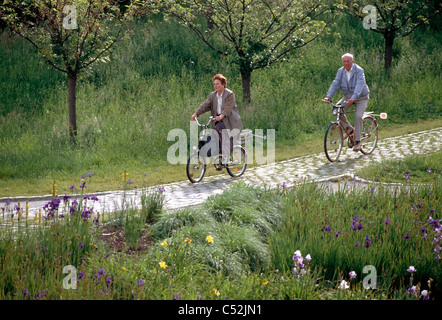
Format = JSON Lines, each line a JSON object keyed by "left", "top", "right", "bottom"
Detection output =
{"left": 191, "top": 74, "right": 243, "bottom": 164}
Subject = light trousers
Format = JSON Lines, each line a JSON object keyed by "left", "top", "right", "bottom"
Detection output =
{"left": 337, "top": 95, "right": 369, "bottom": 142}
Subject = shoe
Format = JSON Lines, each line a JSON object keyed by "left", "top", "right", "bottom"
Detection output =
{"left": 353, "top": 142, "right": 361, "bottom": 152}
{"left": 343, "top": 128, "right": 354, "bottom": 140}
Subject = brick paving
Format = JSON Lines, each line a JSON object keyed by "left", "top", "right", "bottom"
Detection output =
{"left": 1, "top": 127, "right": 441, "bottom": 218}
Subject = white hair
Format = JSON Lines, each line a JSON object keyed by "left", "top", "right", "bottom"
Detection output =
{"left": 341, "top": 53, "right": 354, "bottom": 61}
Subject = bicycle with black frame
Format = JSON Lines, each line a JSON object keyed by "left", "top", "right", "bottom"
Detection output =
{"left": 186, "top": 116, "right": 249, "bottom": 183}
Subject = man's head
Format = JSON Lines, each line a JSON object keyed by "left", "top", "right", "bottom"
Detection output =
{"left": 342, "top": 53, "right": 354, "bottom": 71}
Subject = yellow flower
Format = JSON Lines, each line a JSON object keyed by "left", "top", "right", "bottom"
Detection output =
{"left": 159, "top": 261, "right": 167, "bottom": 269}
{"left": 213, "top": 288, "right": 220, "bottom": 296}
{"left": 122, "top": 267, "right": 128, "bottom": 271}
{"left": 206, "top": 235, "right": 214, "bottom": 243}
{"left": 262, "top": 281, "right": 269, "bottom": 286}
{"left": 184, "top": 238, "right": 192, "bottom": 244}
{"left": 160, "top": 240, "right": 168, "bottom": 246}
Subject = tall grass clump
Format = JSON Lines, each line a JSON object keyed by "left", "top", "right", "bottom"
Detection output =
{"left": 149, "top": 182, "right": 286, "bottom": 274}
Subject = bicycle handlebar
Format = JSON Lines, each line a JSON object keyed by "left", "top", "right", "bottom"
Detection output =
{"left": 194, "top": 115, "right": 214, "bottom": 127}
{"left": 322, "top": 99, "right": 348, "bottom": 107}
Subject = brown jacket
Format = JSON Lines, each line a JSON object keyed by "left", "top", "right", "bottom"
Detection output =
{"left": 195, "top": 88, "right": 243, "bottom": 132}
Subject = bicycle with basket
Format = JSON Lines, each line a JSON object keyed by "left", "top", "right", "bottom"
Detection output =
{"left": 186, "top": 116, "right": 263, "bottom": 183}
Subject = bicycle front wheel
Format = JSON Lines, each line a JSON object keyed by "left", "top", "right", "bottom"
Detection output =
{"left": 360, "top": 116, "right": 378, "bottom": 155}
{"left": 324, "top": 123, "right": 343, "bottom": 162}
{"left": 187, "top": 151, "right": 206, "bottom": 183}
{"left": 226, "top": 146, "right": 247, "bottom": 177}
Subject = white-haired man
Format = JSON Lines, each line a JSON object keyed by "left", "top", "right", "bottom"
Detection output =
{"left": 324, "top": 53, "right": 370, "bottom": 151}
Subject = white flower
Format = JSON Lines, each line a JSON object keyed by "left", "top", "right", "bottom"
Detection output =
{"left": 338, "top": 280, "right": 349, "bottom": 289}
{"left": 420, "top": 290, "right": 429, "bottom": 299}
{"left": 293, "top": 250, "right": 302, "bottom": 261}
{"left": 407, "top": 266, "right": 416, "bottom": 273}
{"left": 305, "top": 254, "right": 311, "bottom": 262}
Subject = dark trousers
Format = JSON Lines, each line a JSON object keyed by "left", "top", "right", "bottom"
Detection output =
{"left": 214, "top": 120, "right": 234, "bottom": 158}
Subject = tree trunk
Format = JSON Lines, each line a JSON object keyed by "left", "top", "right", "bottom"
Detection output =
{"left": 241, "top": 72, "right": 251, "bottom": 104}
{"left": 68, "top": 75, "right": 77, "bottom": 145}
{"left": 384, "top": 32, "right": 395, "bottom": 71}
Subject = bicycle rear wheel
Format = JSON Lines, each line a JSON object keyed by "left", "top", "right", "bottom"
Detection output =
{"left": 226, "top": 146, "right": 247, "bottom": 177}
{"left": 324, "top": 123, "right": 343, "bottom": 162}
{"left": 187, "top": 151, "right": 206, "bottom": 183}
{"left": 360, "top": 116, "right": 378, "bottom": 155}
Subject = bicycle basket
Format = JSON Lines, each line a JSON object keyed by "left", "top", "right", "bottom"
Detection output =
{"left": 199, "top": 131, "right": 218, "bottom": 157}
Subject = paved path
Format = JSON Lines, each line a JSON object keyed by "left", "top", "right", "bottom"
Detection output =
{"left": 1, "top": 127, "right": 441, "bottom": 219}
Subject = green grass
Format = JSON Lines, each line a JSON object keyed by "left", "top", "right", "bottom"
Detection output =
{"left": 356, "top": 150, "right": 442, "bottom": 184}
{"left": 0, "top": 15, "right": 441, "bottom": 197}
{"left": 1, "top": 172, "right": 440, "bottom": 300}
{"left": 269, "top": 179, "right": 441, "bottom": 299}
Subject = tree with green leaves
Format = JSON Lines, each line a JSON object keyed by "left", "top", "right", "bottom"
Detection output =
{"left": 345, "top": 0, "right": 441, "bottom": 70}
{"left": 157, "top": 0, "right": 339, "bottom": 103}
{"left": 1, "top": 0, "right": 146, "bottom": 144}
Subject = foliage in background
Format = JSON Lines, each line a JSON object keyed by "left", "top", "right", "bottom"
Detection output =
{"left": 0, "top": 0, "right": 149, "bottom": 143}
{"left": 345, "top": 0, "right": 441, "bottom": 69}
{"left": 158, "top": 0, "right": 340, "bottom": 102}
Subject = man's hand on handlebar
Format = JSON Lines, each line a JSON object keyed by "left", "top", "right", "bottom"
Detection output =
{"left": 191, "top": 112, "right": 197, "bottom": 121}
{"left": 323, "top": 97, "right": 354, "bottom": 106}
